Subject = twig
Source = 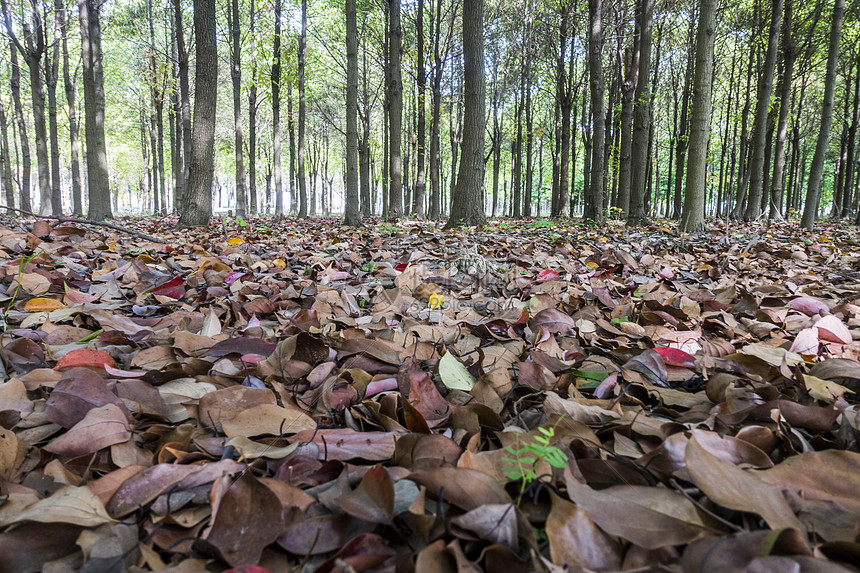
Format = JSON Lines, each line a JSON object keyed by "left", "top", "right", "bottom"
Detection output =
{"left": 0, "top": 205, "right": 162, "bottom": 243}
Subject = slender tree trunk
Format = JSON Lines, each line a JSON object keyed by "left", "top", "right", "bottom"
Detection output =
{"left": 673, "top": 18, "right": 695, "bottom": 219}
{"left": 360, "top": 12, "right": 371, "bottom": 217}
{"left": 585, "top": 0, "right": 605, "bottom": 222}
{"left": 744, "top": 0, "right": 783, "bottom": 221}
{"left": 628, "top": 0, "right": 654, "bottom": 224}
{"left": 445, "top": 0, "right": 485, "bottom": 228}
{"left": 680, "top": 0, "right": 718, "bottom": 232}
{"left": 248, "top": 0, "right": 257, "bottom": 215}
{"left": 173, "top": 0, "right": 190, "bottom": 213}
{"left": 412, "top": 0, "right": 426, "bottom": 218}
{"left": 769, "top": 0, "right": 794, "bottom": 221}
{"left": 288, "top": 82, "right": 296, "bottom": 215}
{"left": 344, "top": 0, "right": 361, "bottom": 226}
{"left": 844, "top": 53, "right": 859, "bottom": 218}
{"left": 427, "top": 0, "right": 445, "bottom": 220}
{"left": 732, "top": 40, "right": 756, "bottom": 219}
{"left": 78, "top": 0, "right": 112, "bottom": 219}
{"left": 297, "top": 0, "right": 308, "bottom": 218}
{"left": 387, "top": 0, "right": 403, "bottom": 219}
{"left": 156, "top": 102, "right": 166, "bottom": 212}
{"left": 47, "top": 3, "right": 62, "bottom": 214}
{"left": 524, "top": 74, "right": 534, "bottom": 217}
{"left": 0, "top": 97, "right": 13, "bottom": 211}
{"left": 617, "top": 27, "right": 638, "bottom": 216}
{"left": 8, "top": 41, "right": 31, "bottom": 212}
{"left": 801, "top": 0, "right": 844, "bottom": 230}
{"left": 272, "top": 0, "right": 283, "bottom": 215}
{"left": 229, "top": 0, "right": 246, "bottom": 218}
{"left": 177, "top": 0, "right": 217, "bottom": 227}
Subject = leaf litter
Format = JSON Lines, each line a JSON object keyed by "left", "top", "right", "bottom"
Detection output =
{"left": 1, "top": 215, "right": 860, "bottom": 572}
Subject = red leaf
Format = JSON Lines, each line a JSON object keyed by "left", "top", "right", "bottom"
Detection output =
{"left": 653, "top": 346, "right": 696, "bottom": 369}
{"left": 536, "top": 268, "right": 560, "bottom": 282}
{"left": 54, "top": 349, "right": 117, "bottom": 370}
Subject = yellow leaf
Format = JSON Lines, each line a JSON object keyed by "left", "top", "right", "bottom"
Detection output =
{"left": 24, "top": 297, "right": 67, "bottom": 312}
{"left": 428, "top": 292, "right": 444, "bottom": 310}
{"left": 227, "top": 237, "right": 245, "bottom": 246}
{"left": 586, "top": 262, "right": 599, "bottom": 268}
{"left": 272, "top": 258, "right": 287, "bottom": 268}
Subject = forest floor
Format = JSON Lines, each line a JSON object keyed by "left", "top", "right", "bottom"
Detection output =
{"left": 1, "top": 214, "right": 860, "bottom": 573}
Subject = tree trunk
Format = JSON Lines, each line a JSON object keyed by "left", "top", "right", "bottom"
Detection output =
{"left": 732, "top": 40, "right": 756, "bottom": 219}
{"left": 679, "top": 0, "right": 717, "bottom": 233}
{"left": 344, "top": 0, "right": 361, "bottom": 226}
{"left": 673, "top": 18, "right": 695, "bottom": 219}
{"left": 272, "top": 0, "right": 283, "bottom": 215}
{"left": 248, "top": 0, "right": 257, "bottom": 215}
{"left": 617, "top": 29, "right": 638, "bottom": 216}
{"left": 229, "top": 0, "right": 246, "bottom": 218}
{"left": 801, "top": 0, "right": 844, "bottom": 230}
{"left": 743, "top": 0, "right": 783, "bottom": 221}
{"left": 387, "top": 0, "right": 403, "bottom": 220}
{"left": 427, "top": 0, "right": 445, "bottom": 220}
{"left": 584, "top": 0, "right": 605, "bottom": 223}
{"left": 177, "top": 0, "right": 217, "bottom": 227}
{"left": 47, "top": 3, "right": 62, "bottom": 214}
{"left": 769, "top": 0, "right": 794, "bottom": 221}
{"left": 412, "top": 0, "right": 426, "bottom": 218}
{"left": 297, "top": 0, "right": 308, "bottom": 218}
{"left": 288, "top": 82, "right": 296, "bottom": 214}
{"left": 627, "top": 0, "right": 655, "bottom": 225}
{"left": 78, "top": 0, "right": 112, "bottom": 220}
{"left": 360, "top": 13, "right": 371, "bottom": 217}
{"left": 0, "top": 97, "right": 13, "bottom": 211}
{"left": 173, "top": 0, "right": 190, "bottom": 213}
{"left": 445, "top": 0, "right": 486, "bottom": 228}
{"left": 845, "top": 54, "right": 859, "bottom": 219}
{"left": 8, "top": 41, "right": 31, "bottom": 212}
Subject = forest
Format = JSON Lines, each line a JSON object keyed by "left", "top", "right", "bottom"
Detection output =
{"left": 0, "top": 0, "right": 857, "bottom": 231}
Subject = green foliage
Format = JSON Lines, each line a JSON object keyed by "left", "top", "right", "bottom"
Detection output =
{"left": 502, "top": 423, "right": 568, "bottom": 501}
{"left": 527, "top": 219, "right": 555, "bottom": 229}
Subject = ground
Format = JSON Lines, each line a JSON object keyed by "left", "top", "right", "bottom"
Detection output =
{"left": 0, "top": 214, "right": 859, "bottom": 573}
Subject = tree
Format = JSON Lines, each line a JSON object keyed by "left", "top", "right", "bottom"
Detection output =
{"left": 3, "top": 0, "right": 52, "bottom": 215}
{"left": 178, "top": 0, "right": 217, "bottom": 227}
{"left": 412, "top": 0, "right": 426, "bottom": 218}
{"left": 78, "top": 0, "right": 112, "bottom": 220}
{"left": 60, "top": 0, "right": 83, "bottom": 216}
{"left": 228, "top": 0, "right": 246, "bottom": 218}
{"left": 343, "top": 0, "right": 361, "bottom": 226}
{"left": 627, "top": 0, "right": 655, "bottom": 225}
{"left": 387, "top": 0, "right": 403, "bottom": 220}
{"left": 801, "top": 0, "right": 845, "bottom": 231}
{"left": 7, "top": 38, "right": 31, "bottom": 212}
{"left": 297, "top": 0, "right": 308, "bottom": 218}
{"left": 173, "top": 0, "right": 191, "bottom": 213}
{"left": 584, "top": 0, "right": 605, "bottom": 223}
{"left": 744, "top": 0, "right": 784, "bottom": 221}
{"left": 445, "top": 0, "right": 486, "bottom": 228}
{"left": 272, "top": 0, "right": 283, "bottom": 216}
{"left": 680, "top": 0, "right": 718, "bottom": 233}
{"left": 768, "top": 0, "right": 794, "bottom": 220}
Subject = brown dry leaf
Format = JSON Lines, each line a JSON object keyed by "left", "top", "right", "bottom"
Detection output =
{"left": 565, "top": 479, "right": 712, "bottom": 549}
{"left": 196, "top": 473, "right": 285, "bottom": 567}
{"left": 44, "top": 403, "right": 131, "bottom": 456}
{"left": 409, "top": 467, "right": 512, "bottom": 511}
{"left": 7, "top": 485, "right": 115, "bottom": 527}
{"left": 335, "top": 464, "right": 395, "bottom": 524}
{"left": 221, "top": 403, "right": 316, "bottom": 438}
{"left": 545, "top": 491, "right": 623, "bottom": 570}
{"left": 754, "top": 450, "right": 860, "bottom": 514}
{"left": 685, "top": 434, "right": 804, "bottom": 532}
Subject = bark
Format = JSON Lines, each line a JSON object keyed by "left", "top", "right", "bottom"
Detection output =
{"left": 272, "top": 0, "right": 283, "bottom": 215}
{"left": 845, "top": 54, "right": 859, "bottom": 219}
{"left": 248, "top": 0, "right": 257, "bottom": 215}
{"left": 344, "top": 0, "right": 361, "bottom": 226}
{"left": 680, "top": 0, "right": 718, "bottom": 233}
{"left": 673, "top": 18, "right": 695, "bottom": 219}
{"left": 801, "top": 0, "right": 845, "bottom": 230}
{"left": 445, "top": 0, "right": 486, "bottom": 228}
{"left": 732, "top": 40, "right": 756, "bottom": 218}
{"left": 47, "top": 2, "right": 62, "bottom": 215}
{"left": 78, "top": 0, "right": 111, "bottom": 220}
{"left": 585, "top": 0, "right": 605, "bottom": 223}
{"left": 744, "top": 0, "right": 784, "bottom": 221}
{"left": 360, "top": 13, "right": 371, "bottom": 217}
{"left": 177, "top": 0, "right": 217, "bottom": 227}
{"left": 173, "top": 0, "right": 191, "bottom": 213}
{"left": 617, "top": 26, "right": 638, "bottom": 216}
{"left": 288, "top": 82, "right": 296, "bottom": 214}
{"left": 412, "top": 0, "right": 426, "bottom": 218}
{"left": 4, "top": 0, "right": 51, "bottom": 215}
{"left": 8, "top": 40, "right": 31, "bottom": 212}
{"left": 769, "top": 0, "right": 794, "bottom": 221}
{"left": 627, "top": 0, "right": 655, "bottom": 225}
{"left": 229, "top": 0, "right": 246, "bottom": 218}
{"left": 427, "top": 0, "right": 445, "bottom": 220}
{"left": 387, "top": 0, "right": 403, "bottom": 219}
{"left": 0, "top": 97, "right": 13, "bottom": 211}
{"left": 297, "top": 0, "right": 308, "bottom": 218}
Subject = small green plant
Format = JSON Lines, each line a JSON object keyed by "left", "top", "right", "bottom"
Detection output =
{"left": 236, "top": 217, "right": 248, "bottom": 227}
{"left": 3, "top": 250, "right": 44, "bottom": 331}
{"left": 378, "top": 222, "right": 399, "bottom": 234}
{"left": 503, "top": 423, "right": 568, "bottom": 502}
{"left": 527, "top": 218, "right": 555, "bottom": 229}
{"left": 609, "top": 206, "right": 625, "bottom": 220}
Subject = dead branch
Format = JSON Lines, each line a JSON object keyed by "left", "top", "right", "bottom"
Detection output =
{"left": 0, "top": 205, "right": 162, "bottom": 243}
